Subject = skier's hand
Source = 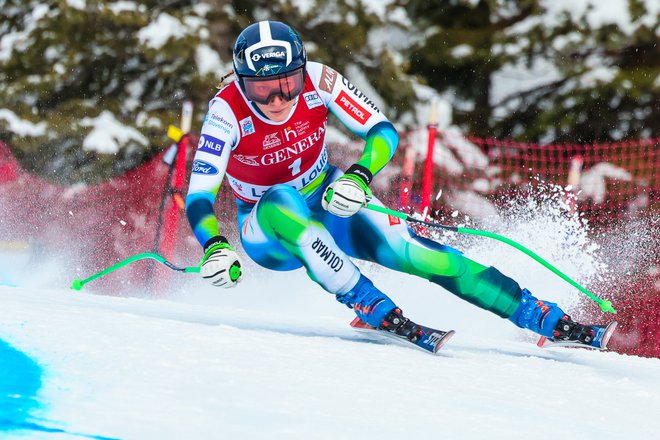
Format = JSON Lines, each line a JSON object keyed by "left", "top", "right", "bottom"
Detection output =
{"left": 200, "top": 236, "right": 242, "bottom": 288}
{"left": 322, "top": 164, "right": 373, "bottom": 218}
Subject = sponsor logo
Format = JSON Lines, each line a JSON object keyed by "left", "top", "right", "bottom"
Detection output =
{"left": 234, "top": 154, "right": 259, "bottom": 166}
{"left": 260, "top": 123, "right": 325, "bottom": 166}
{"left": 294, "top": 120, "right": 310, "bottom": 134}
{"left": 234, "top": 148, "right": 328, "bottom": 200}
{"left": 341, "top": 77, "right": 381, "bottom": 113}
{"left": 197, "top": 135, "right": 225, "bottom": 156}
{"left": 251, "top": 50, "right": 286, "bottom": 62}
{"left": 284, "top": 126, "right": 298, "bottom": 142}
{"left": 422, "top": 332, "right": 444, "bottom": 347}
{"left": 311, "top": 237, "right": 344, "bottom": 272}
{"left": 240, "top": 117, "right": 255, "bottom": 136}
{"left": 319, "top": 66, "right": 338, "bottom": 93}
{"left": 229, "top": 178, "right": 243, "bottom": 191}
{"left": 211, "top": 114, "right": 233, "bottom": 128}
{"left": 303, "top": 91, "right": 323, "bottom": 110}
{"left": 204, "top": 114, "right": 233, "bottom": 134}
{"left": 335, "top": 90, "right": 371, "bottom": 125}
{"left": 388, "top": 215, "right": 401, "bottom": 226}
{"left": 262, "top": 132, "right": 281, "bottom": 150}
{"left": 192, "top": 159, "right": 219, "bottom": 175}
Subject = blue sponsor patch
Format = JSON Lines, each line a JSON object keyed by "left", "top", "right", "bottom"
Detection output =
{"left": 197, "top": 134, "right": 225, "bottom": 156}
{"left": 192, "top": 159, "right": 219, "bottom": 175}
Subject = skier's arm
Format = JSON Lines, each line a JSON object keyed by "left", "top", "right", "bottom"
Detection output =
{"left": 309, "top": 62, "right": 399, "bottom": 216}
{"left": 354, "top": 121, "right": 399, "bottom": 180}
{"left": 185, "top": 99, "right": 244, "bottom": 287}
{"left": 185, "top": 98, "right": 238, "bottom": 248}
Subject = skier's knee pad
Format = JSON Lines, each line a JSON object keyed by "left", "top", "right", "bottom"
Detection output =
{"left": 256, "top": 184, "right": 312, "bottom": 243}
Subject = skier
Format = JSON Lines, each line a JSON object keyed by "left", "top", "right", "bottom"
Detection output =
{"left": 185, "top": 20, "right": 614, "bottom": 350}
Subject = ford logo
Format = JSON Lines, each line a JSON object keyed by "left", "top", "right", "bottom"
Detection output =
{"left": 192, "top": 159, "right": 219, "bottom": 175}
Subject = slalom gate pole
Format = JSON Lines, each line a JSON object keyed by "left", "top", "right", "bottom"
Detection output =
{"left": 364, "top": 203, "right": 617, "bottom": 314}
{"left": 70, "top": 253, "right": 200, "bottom": 291}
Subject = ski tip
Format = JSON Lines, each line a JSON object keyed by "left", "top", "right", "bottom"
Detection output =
{"left": 433, "top": 330, "right": 455, "bottom": 353}
{"left": 600, "top": 320, "right": 618, "bottom": 350}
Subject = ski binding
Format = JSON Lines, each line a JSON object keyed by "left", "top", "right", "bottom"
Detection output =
{"left": 537, "top": 321, "right": 618, "bottom": 350}
{"left": 350, "top": 317, "right": 454, "bottom": 354}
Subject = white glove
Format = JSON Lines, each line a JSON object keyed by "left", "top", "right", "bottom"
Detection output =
{"left": 322, "top": 165, "right": 373, "bottom": 218}
{"left": 200, "top": 236, "right": 243, "bottom": 288}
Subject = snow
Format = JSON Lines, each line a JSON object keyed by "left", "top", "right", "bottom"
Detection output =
{"left": 195, "top": 44, "right": 226, "bottom": 77}
{"left": 580, "top": 66, "right": 619, "bottom": 88}
{"left": 579, "top": 163, "right": 633, "bottom": 204}
{"left": 66, "top": 0, "right": 86, "bottom": 10}
{"left": 1, "top": 181, "right": 658, "bottom": 438}
{"left": 451, "top": 44, "right": 474, "bottom": 58}
{"left": 1, "top": 266, "right": 658, "bottom": 439}
{"left": 137, "top": 13, "right": 188, "bottom": 50}
{"left": 0, "top": 109, "right": 47, "bottom": 137}
{"left": 80, "top": 111, "right": 149, "bottom": 154}
{"left": 107, "top": 1, "right": 142, "bottom": 14}
{"left": 0, "top": 5, "right": 50, "bottom": 61}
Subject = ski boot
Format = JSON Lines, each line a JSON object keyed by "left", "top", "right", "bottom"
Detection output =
{"left": 508, "top": 288, "right": 565, "bottom": 337}
{"left": 336, "top": 274, "right": 397, "bottom": 328}
{"left": 538, "top": 314, "right": 618, "bottom": 349}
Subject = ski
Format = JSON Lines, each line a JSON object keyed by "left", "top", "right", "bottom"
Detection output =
{"left": 537, "top": 321, "right": 618, "bottom": 350}
{"left": 350, "top": 317, "right": 455, "bottom": 354}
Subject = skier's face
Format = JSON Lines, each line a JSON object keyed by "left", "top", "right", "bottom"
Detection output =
{"left": 254, "top": 94, "right": 297, "bottom": 122}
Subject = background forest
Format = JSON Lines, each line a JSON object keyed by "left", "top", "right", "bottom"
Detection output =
{"left": 0, "top": 0, "right": 658, "bottom": 184}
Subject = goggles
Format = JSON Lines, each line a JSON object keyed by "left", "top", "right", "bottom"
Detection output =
{"left": 241, "top": 67, "right": 305, "bottom": 105}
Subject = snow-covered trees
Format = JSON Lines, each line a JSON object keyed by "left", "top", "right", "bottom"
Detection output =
{"left": 0, "top": 0, "right": 228, "bottom": 183}
{"left": 0, "top": 0, "right": 657, "bottom": 184}
{"left": 405, "top": 0, "right": 659, "bottom": 142}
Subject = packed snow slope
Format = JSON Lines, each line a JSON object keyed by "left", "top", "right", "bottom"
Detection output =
{"left": 1, "top": 265, "right": 659, "bottom": 440}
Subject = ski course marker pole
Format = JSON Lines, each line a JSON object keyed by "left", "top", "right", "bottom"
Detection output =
{"left": 364, "top": 203, "right": 616, "bottom": 314}
{"left": 70, "top": 252, "right": 200, "bottom": 291}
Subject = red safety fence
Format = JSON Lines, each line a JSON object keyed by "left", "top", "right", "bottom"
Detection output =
{"left": 1, "top": 129, "right": 658, "bottom": 357}
{"left": 394, "top": 130, "right": 659, "bottom": 226}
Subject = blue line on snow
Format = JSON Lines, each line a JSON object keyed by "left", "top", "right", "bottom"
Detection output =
{"left": 0, "top": 338, "right": 119, "bottom": 439}
{"left": 0, "top": 338, "right": 42, "bottom": 430}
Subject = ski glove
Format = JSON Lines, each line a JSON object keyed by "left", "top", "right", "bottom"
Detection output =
{"left": 322, "top": 164, "right": 373, "bottom": 218}
{"left": 200, "top": 236, "right": 243, "bottom": 288}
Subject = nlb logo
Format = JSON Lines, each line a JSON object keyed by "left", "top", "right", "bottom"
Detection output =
{"left": 192, "top": 159, "right": 219, "bottom": 175}
{"left": 197, "top": 135, "right": 225, "bottom": 156}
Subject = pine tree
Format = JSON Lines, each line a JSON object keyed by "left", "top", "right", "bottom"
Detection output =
{"left": 403, "top": 0, "right": 659, "bottom": 142}
{"left": 0, "top": 0, "right": 229, "bottom": 184}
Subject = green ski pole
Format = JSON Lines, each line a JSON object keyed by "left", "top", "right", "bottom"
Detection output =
{"left": 71, "top": 252, "right": 200, "bottom": 291}
{"left": 364, "top": 203, "right": 616, "bottom": 314}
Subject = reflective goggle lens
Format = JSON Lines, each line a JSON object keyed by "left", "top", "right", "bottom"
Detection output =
{"left": 242, "top": 67, "right": 305, "bottom": 104}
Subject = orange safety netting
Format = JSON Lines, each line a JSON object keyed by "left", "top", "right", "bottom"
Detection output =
{"left": 398, "top": 131, "right": 659, "bottom": 226}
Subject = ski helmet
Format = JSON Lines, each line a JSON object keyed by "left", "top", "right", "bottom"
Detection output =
{"left": 233, "top": 21, "right": 307, "bottom": 104}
